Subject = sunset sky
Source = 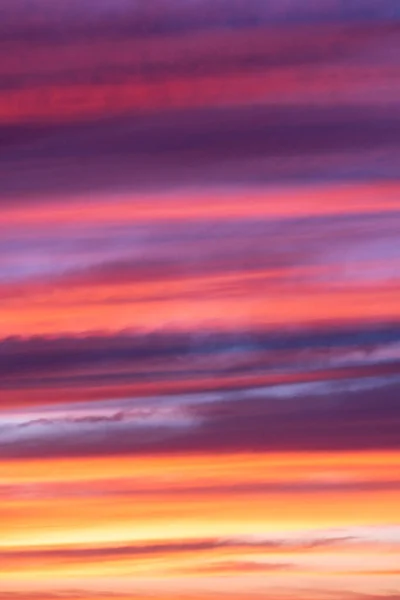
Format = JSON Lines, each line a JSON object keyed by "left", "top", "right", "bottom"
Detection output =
{"left": 0, "top": 1, "right": 400, "bottom": 600}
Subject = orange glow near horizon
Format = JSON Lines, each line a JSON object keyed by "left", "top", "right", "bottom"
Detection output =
{"left": 1, "top": 451, "right": 400, "bottom": 596}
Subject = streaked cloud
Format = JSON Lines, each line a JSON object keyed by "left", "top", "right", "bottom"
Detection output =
{"left": 1, "top": 1, "right": 399, "bottom": 598}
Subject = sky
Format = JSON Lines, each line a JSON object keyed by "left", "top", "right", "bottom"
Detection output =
{"left": 0, "top": 1, "right": 400, "bottom": 599}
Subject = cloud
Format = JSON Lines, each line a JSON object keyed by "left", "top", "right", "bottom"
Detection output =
{"left": 2, "top": 205, "right": 399, "bottom": 285}
{"left": 0, "top": 0, "right": 398, "bottom": 45}
{"left": 2, "top": 323, "right": 400, "bottom": 372}
{"left": 0, "top": 593, "right": 398, "bottom": 600}
{"left": 0, "top": 595, "right": 131, "bottom": 600}
{"left": 1, "top": 323, "right": 400, "bottom": 398}
{"left": 2, "top": 21, "right": 397, "bottom": 90}
{"left": 1, "top": 103, "right": 399, "bottom": 198}
{"left": 0, "top": 533, "right": 366, "bottom": 565}
{"left": 339, "top": 570, "right": 400, "bottom": 576}
{"left": 179, "top": 559, "right": 295, "bottom": 574}
{"left": 1, "top": 354, "right": 399, "bottom": 458}
{"left": 3, "top": 472, "right": 400, "bottom": 503}
{"left": 1, "top": 323, "right": 400, "bottom": 412}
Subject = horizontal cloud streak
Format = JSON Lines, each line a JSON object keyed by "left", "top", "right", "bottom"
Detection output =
{"left": 2, "top": 322, "right": 400, "bottom": 374}
{"left": 1, "top": 365, "right": 399, "bottom": 458}
{"left": 0, "top": 0, "right": 398, "bottom": 45}
{"left": 1, "top": 105, "right": 400, "bottom": 197}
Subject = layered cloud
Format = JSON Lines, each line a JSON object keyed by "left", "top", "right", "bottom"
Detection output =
{"left": 1, "top": 354, "right": 399, "bottom": 458}
{"left": 1, "top": 179, "right": 399, "bottom": 337}
{"left": 1, "top": 1, "right": 399, "bottom": 599}
{"left": 0, "top": 0, "right": 398, "bottom": 41}
{"left": 1, "top": 106, "right": 399, "bottom": 199}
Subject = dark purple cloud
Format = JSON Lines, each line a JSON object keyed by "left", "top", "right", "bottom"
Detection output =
{"left": 2, "top": 21, "right": 397, "bottom": 90}
{"left": 1, "top": 323, "right": 400, "bottom": 387}
{"left": 2, "top": 104, "right": 399, "bottom": 162}
{"left": 0, "top": 0, "right": 398, "bottom": 205}
{"left": 0, "top": 0, "right": 397, "bottom": 43}
{"left": 1, "top": 104, "right": 399, "bottom": 200}
{"left": 1, "top": 361, "right": 399, "bottom": 458}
